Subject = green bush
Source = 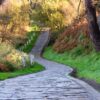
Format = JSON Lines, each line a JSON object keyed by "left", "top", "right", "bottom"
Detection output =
{"left": 31, "top": 1, "right": 65, "bottom": 31}
{"left": 0, "top": 42, "right": 35, "bottom": 71}
{"left": 30, "top": 0, "right": 84, "bottom": 31}
{"left": 3, "top": 61, "right": 16, "bottom": 71}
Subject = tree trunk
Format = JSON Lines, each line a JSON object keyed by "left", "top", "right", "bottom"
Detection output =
{"left": 85, "top": 0, "right": 100, "bottom": 51}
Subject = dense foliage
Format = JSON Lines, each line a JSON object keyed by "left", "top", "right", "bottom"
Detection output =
{"left": 0, "top": 0, "right": 40, "bottom": 72}
{"left": 0, "top": 0, "right": 30, "bottom": 46}
{"left": 30, "top": 0, "right": 84, "bottom": 31}
{"left": 53, "top": 17, "right": 93, "bottom": 53}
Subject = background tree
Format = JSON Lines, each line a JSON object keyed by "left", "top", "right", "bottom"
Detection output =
{"left": 0, "top": 0, "right": 30, "bottom": 46}
{"left": 85, "top": 0, "right": 100, "bottom": 51}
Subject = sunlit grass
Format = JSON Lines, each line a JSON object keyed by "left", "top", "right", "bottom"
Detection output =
{"left": 0, "top": 62, "right": 45, "bottom": 80}
{"left": 43, "top": 46, "right": 100, "bottom": 83}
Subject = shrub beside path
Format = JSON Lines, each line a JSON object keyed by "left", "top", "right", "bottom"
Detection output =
{"left": 0, "top": 29, "right": 100, "bottom": 99}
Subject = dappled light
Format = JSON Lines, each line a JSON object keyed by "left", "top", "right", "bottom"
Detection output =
{"left": 0, "top": 0, "right": 100, "bottom": 99}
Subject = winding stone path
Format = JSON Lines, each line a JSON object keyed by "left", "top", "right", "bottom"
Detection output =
{"left": 0, "top": 29, "right": 100, "bottom": 100}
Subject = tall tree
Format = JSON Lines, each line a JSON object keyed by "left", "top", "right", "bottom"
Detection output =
{"left": 85, "top": 0, "right": 100, "bottom": 51}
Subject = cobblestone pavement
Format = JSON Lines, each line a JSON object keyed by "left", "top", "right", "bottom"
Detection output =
{"left": 0, "top": 30, "right": 100, "bottom": 99}
{"left": 0, "top": 57, "right": 99, "bottom": 100}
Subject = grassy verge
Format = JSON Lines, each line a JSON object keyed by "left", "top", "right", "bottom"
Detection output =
{"left": 0, "top": 62, "right": 45, "bottom": 80}
{"left": 19, "top": 31, "right": 40, "bottom": 53}
{"left": 43, "top": 46, "right": 100, "bottom": 83}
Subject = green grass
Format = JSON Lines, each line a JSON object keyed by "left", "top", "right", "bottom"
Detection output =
{"left": 43, "top": 46, "right": 100, "bottom": 83}
{"left": 20, "top": 31, "right": 39, "bottom": 53}
{"left": 0, "top": 62, "right": 45, "bottom": 80}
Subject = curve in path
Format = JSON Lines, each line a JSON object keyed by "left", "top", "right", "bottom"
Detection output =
{"left": 0, "top": 29, "right": 100, "bottom": 100}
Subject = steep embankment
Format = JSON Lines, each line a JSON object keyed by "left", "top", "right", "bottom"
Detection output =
{"left": 53, "top": 0, "right": 100, "bottom": 53}
{"left": 53, "top": 17, "right": 92, "bottom": 53}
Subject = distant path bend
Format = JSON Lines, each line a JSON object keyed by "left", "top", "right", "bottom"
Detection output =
{"left": 0, "top": 29, "right": 99, "bottom": 100}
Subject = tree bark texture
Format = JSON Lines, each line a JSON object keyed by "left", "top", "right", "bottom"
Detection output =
{"left": 85, "top": 0, "right": 100, "bottom": 51}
